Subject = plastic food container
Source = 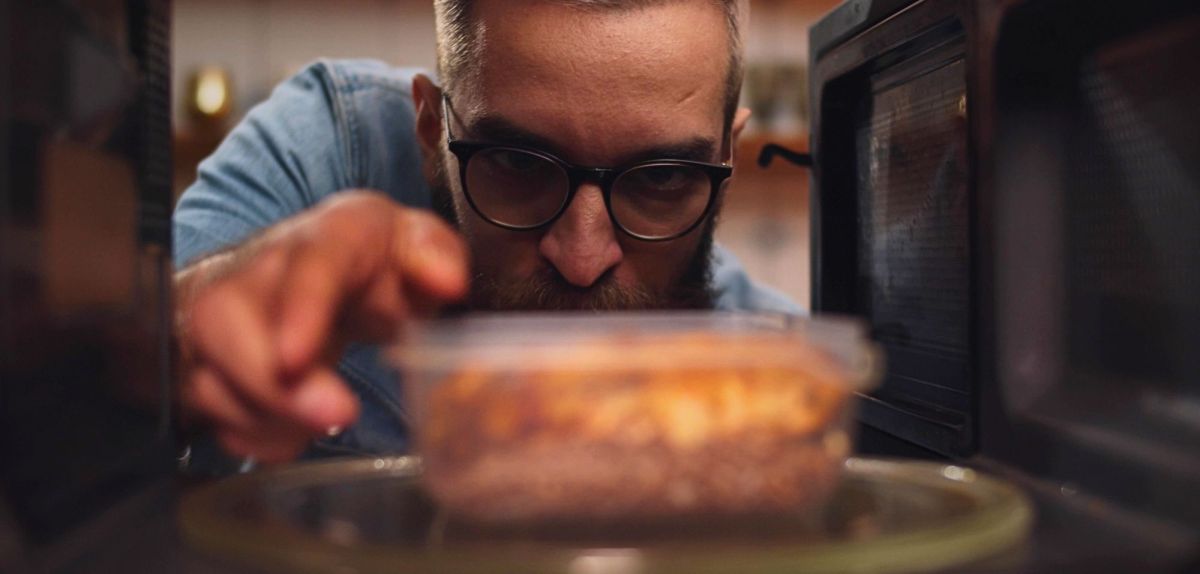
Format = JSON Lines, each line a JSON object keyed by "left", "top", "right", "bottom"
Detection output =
{"left": 390, "top": 311, "right": 880, "bottom": 525}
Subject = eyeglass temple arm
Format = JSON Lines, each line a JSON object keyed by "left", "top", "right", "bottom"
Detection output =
{"left": 757, "top": 143, "right": 812, "bottom": 169}
{"left": 441, "top": 92, "right": 452, "bottom": 137}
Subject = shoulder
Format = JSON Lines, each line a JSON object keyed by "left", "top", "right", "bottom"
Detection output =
{"left": 297, "top": 59, "right": 433, "bottom": 209}
{"left": 173, "top": 60, "right": 433, "bottom": 267}
{"left": 280, "top": 59, "right": 422, "bottom": 158}
{"left": 710, "top": 244, "right": 807, "bottom": 316}
{"left": 299, "top": 59, "right": 422, "bottom": 97}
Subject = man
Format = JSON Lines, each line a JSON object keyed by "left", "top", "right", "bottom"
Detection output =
{"left": 174, "top": 0, "right": 798, "bottom": 467}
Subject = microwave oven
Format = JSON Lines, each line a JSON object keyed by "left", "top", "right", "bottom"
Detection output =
{"left": 3, "top": 0, "right": 1196, "bottom": 570}
{"left": 806, "top": 0, "right": 1198, "bottom": 544}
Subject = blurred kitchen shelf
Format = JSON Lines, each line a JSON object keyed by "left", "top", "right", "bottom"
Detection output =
{"left": 735, "top": 132, "right": 809, "bottom": 172}
{"left": 727, "top": 131, "right": 810, "bottom": 215}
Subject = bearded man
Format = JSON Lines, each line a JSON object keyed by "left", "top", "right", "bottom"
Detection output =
{"left": 174, "top": 0, "right": 798, "bottom": 469}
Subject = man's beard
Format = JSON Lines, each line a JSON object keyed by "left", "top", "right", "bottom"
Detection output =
{"left": 428, "top": 155, "right": 716, "bottom": 312}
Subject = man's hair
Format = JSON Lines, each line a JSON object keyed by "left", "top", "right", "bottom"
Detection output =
{"left": 433, "top": 0, "right": 747, "bottom": 136}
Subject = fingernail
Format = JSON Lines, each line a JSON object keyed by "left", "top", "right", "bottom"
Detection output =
{"left": 325, "top": 425, "right": 343, "bottom": 437}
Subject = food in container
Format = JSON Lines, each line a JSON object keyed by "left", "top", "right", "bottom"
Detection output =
{"left": 390, "top": 312, "right": 880, "bottom": 525}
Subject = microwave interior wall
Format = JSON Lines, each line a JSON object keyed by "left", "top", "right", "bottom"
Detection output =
{"left": 986, "top": 0, "right": 1200, "bottom": 528}
{"left": 0, "top": 0, "right": 176, "bottom": 566}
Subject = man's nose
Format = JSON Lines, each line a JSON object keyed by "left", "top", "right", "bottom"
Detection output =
{"left": 539, "top": 184, "right": 623, "bottom": 287}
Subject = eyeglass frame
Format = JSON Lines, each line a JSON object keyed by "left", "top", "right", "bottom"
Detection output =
{"left": 440, "top": 93, "right": 734, "bottom": 242}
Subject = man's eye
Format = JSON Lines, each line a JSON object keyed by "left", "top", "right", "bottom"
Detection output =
{"left": 492, "top": 150, "right": 541, "bottom": 173}
{"left": 629, "top": 166, "right": 687, "bottom": 190}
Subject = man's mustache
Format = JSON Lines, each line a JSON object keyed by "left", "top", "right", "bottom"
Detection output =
{"left": 469, "top": 265, "right": 660, "bottom": 311}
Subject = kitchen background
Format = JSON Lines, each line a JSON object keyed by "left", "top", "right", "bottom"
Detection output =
{"left": 172, "top": 0, "right": 839, "bottom": 309}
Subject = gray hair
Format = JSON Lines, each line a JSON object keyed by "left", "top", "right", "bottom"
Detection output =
{"left": 433, "top": 0, "right": 747, "bottom": 133}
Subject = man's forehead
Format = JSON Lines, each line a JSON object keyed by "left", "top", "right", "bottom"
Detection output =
{"left": 466, "top": 0, "right": 729, "bottom": 86}
{"left": 456, "top": 0, "right": 731, "bottom": 163}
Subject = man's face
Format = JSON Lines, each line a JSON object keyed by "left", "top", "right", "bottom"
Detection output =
{"left": 427, "top": 0, "right": 733, "bottom": 310}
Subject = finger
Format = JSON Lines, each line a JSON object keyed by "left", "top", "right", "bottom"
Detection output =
{"left": 287, "top": 366, "right": 360, "bottom": 433}
{"left": 275, "top": 199, "right": 466, "bottom": 370}
{"left": 274, "top": 240, "right": 351, "bottom": 373}
{"left": 273, "top": 198, "right": 392, "bottom": 372}
{"left": 184, "top": 366, "right": 260, "bottom": 431}
{"left": 394, "top": 208, "right": 470, "bottom": 302}
{"left": 190, "top": 280, "right": 289, "bottom": 416}
{"left": 346, "top": 270, "right": 408, "bottom": 341}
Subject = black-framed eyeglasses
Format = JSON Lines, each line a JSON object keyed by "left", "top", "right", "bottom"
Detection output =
{"left": 441, "top": 94, "right": 733, "bottom": 242}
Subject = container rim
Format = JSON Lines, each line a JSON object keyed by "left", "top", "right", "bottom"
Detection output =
{"left": 387, "top": 311, "right": 882, "bottom": 393}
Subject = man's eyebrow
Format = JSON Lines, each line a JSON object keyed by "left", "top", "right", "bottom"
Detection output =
{"left": 470, "top": 116, "right": 563, "bottom": 153}
{"left": 632, "top": 137, "right": 720, "bottom": 164}
{"left": 467, "top": 115, "right": 721, "bottom": 165}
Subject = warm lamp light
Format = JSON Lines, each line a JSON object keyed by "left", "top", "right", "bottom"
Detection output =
{"left": 186, "top": 66, "right": 232, "bottom": 124}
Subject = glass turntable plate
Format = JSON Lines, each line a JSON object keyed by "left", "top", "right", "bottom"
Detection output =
{"left": 180, "top": 457, "right": 1032, "bottom": 574}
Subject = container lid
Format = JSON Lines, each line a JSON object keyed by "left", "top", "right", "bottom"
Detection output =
{"left": 390, "top": 311, "right": 881, "bottom": 393}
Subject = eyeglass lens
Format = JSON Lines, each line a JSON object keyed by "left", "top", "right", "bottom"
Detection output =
{"left": 465, "top": 147, "right": 570, "bottom": 227}
{"left": 463, "top": 148, "right": 712, "bottom": 238}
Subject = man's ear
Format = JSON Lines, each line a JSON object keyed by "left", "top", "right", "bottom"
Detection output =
{"left": 729, "top": 107, "right": 752, "bottom": 164}
{"left": 732, "top": 107, "right": 752, "bottom": 141}
{"left": 412, "top": 74, "right": 443, "bottom": 158}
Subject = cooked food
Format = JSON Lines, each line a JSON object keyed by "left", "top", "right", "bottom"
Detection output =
{"left": 415, "top": 333, "right": 855, "bottom": 524}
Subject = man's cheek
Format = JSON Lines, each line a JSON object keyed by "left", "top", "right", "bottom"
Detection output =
{"left": 620, "top": 239, "right": 696, "bottom": 291}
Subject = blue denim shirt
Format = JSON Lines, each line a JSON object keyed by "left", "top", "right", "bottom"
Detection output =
{"left": 174, "top": 60, "right": 800, "bottom": 466}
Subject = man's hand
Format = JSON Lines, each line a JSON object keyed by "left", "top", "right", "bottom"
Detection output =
{"left": 175, "top": 191, "right": 468, "bottom": 463}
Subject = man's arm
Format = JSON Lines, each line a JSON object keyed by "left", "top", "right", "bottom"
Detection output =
{"left": 173, "top": 63, "right": 466, "bottom": 463}
{"left": 174, "top": 62, "right": 355, "bottom": 269}
{"left": 176, "top": 193, "right": 466, "bottom": 463}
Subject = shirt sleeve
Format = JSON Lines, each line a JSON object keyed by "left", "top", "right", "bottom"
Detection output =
{"left": 173, "top": 61, "right": 353, "bottom": 269}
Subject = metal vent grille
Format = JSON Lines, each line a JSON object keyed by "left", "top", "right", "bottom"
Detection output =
{"left": 856, "top": 59, "right": 970, "bottom": 364}
{"left": 129, "top": 0, "right": 172, "bottom": 248}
